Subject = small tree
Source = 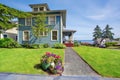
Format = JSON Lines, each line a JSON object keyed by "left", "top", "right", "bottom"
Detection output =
{"left": 93, "top": 25, "right": 102, "bottom": 40}
{"left": 0, "top": 3, "right": 30, "bottom": 29}
{"left": 102, "top": 24, "right": 114, "bottom": 40}
{"left": 32, "top": 13, "right": 49, "bottom": 44}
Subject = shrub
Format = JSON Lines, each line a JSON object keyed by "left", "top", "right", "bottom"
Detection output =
{"left": 53, "top": 43, "right": 66, "bottom": 49}
{"left": 81, "top": 42, "right": 92, "bottom": 46}
{"left": 30, "top": 44, "right": 40, "bottom": 49}
{"left": 22, "top": 44, "right": 41, "bottom": 49}
{"left": 0, "top": 38, "right": 21, "bottom": 48}
{"left": 43, "top": 43, "right": 49, "bottom": 48}
{"left": 74, "top": 40, "right": 80, "bottom": 47}
{"left": 21, "top": 43, "right": 30, "bottom": 48}
{"left": 40, "top": 52, "right": 64, "bottom": 74}
{"left": 105, "top": 42, "right": 118, "bottom": 47}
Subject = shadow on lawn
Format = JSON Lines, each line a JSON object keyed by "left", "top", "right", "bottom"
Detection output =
{"left": 34, "top": 64, "right": 41, "bottom": 70}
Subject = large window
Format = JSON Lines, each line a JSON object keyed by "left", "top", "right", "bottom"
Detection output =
{"left": 25, "top": 18, "right": 31, "bottom": 26}
{"left": 23, "top": 31, "right": 29, "bottom": 41}
{"left": 51, "top": 30, "right": 58, "bottom": 41}
{"left": 49, "top": 16, "right": 55, "bottom": 25}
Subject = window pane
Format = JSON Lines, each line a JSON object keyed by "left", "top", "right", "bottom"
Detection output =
{"left": 52, "top": 31, "right": 57, "bottom": 40}
{"left": 26, "top": 18, "right": 31, "bottom": 26}
{"left": 39, "top": 7, "right": 44, "bottom": 11}
{"left": 34, "top": 8, "right": 38, "bottom": 12}
{"left": 24, "top": 31, "right": 29, "bottom": 41}
{"left": 49, "top": 16, "right": 55, "bottom": 25}
{"left": 44, "top": 31, "right": 47, "bottom": 36}
{"left": 40, "top": 32, "right": 43, "bottom": 36}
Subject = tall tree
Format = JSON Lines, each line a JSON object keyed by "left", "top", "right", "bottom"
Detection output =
{"left": 102, "top": 24, "right": 114, "bottom": 40}
{"left": 93, "top": 25, "right": 102, "bottom": 40}
{"left": 32, "top": 13, "right": 49, "bottom": 44}
{"left": 0, "top": 3, "right": 31, "bottom": 29}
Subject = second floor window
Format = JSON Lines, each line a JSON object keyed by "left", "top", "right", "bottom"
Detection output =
{"left": 34, "top": 8, "right": 38, "bottom": 12}
{"left": 49, "top": 16, "right": 55, "bottom": 25}
{"left": 39, "top": 7, "right": 44, "bottom": 11}
{"left": 25, "top": 18, "right": 31, "bottom": 26}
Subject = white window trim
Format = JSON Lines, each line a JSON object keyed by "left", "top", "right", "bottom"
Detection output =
{"left": 23, "top": 30, "right": 30, "bottom": 41}
{"left": 25, "top": 18, "right": 32, "bottom": 26}
{"left": 51, "top": 30, "right": 58, "bottom": 41}
{"left": 48, "top": 15, "right": 56, "bottom": 25}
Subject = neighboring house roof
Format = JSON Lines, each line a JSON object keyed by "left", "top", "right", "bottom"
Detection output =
{"left": 5, "top": 27, "right": 17, "bottom": 34}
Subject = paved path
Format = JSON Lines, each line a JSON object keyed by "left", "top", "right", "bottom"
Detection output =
{"left": 0, "top": 73, "right": 119, "bottom": 80}
{"left": 62, "top": 47, "right": 99, "bottom": 76}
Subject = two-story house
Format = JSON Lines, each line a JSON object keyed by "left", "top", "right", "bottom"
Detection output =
{"left": 18, "top": 3, "right": 76, "bottom": 46}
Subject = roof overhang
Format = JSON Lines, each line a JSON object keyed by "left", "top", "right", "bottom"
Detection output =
{"left": 63, "top": 29, "right": 76, "bottom": 33}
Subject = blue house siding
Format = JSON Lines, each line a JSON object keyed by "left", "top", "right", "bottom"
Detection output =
{"left": 18, "top": 15, "right": 61, "bottom": 45}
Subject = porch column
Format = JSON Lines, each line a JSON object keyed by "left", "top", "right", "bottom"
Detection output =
{"left": 70, "top": 32, "right": 73, "bottom": 41}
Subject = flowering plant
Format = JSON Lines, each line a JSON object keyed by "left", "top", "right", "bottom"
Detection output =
{"left": 40, "top": 52, "right": 64, "bottom": 74}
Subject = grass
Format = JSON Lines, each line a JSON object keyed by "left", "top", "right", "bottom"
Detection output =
{"left": 0, "top": 48, "right": 64, "bottom": 75}
{"left": 73, "top": 46, "right": 120, "bottom": 77}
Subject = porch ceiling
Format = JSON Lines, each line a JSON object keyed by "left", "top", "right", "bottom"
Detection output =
{"left": 63, "top": 29, "right": 76, "bottom": 36}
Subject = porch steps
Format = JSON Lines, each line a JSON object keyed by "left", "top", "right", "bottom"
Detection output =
{"left": 64, "top": 43, "right": 74, "bottom": 47}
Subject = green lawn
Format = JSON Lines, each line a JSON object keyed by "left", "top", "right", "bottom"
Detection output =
{"left": 0, "top": 48, "right": 64, "bottom": 75}
{"left": 73, "top": 46, "right": 120, "bottom": 77}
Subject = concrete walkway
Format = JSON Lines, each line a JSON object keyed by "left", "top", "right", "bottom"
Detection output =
{"left": 0, "top": 73, "right": 119, "bottom": 80}
{"left": 62, "top": 47, "right": 99, "bottom": 76}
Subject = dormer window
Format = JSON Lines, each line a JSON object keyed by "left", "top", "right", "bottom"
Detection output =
{"left": 33, "top": 8, "right": 38, "bottom": 12}
{"left": 39, "top": 7, "right": 44, "bottom": 11}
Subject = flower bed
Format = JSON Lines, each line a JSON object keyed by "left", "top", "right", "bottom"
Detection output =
{"left": 40, "top": 52, "right": 64, "bottom": 75}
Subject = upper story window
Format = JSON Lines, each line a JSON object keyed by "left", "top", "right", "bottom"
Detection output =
{"left": 33, "top": 8, "right": 38, "bottom": 12}
{"left": 25, "top": 18, "right": 32, "bottom": 26}
{"left": 39, "top": 7, "right": 44, "bottom": 11}
{"left": 49, "top": 16, "right": 56, "bottom": 25}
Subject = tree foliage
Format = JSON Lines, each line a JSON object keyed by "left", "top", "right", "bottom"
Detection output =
{"left": 93, "top": 25, "right": 102, "bottom": 40}
{"left": 93, "top": 24, "right": 114, "bottom": 40}
{"left": 0, "top": 3, "right": 31, "bottom": 29}
{"left": 102, "top": 24, "right": 114, "bottom": 40}
{"left": 32, "top": 13, "right": 49, "bottom": 43}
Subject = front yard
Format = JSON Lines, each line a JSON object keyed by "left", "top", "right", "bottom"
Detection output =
{"left": 73, "top": 46, "right": 120, "bottom": 77}
{"left": 0, "top": 48, "right": 64, "bottom": 75}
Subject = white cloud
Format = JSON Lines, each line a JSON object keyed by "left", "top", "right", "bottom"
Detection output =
{"left": 87, "top": 14, "right": 106, "bottom": 20}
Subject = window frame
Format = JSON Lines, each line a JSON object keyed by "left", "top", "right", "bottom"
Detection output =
{"left": 23, "top": 30, "right": 30, "bottom": 41}
{"left": 33, "top": 8, "right": 38, "bottom": 12}
{"left": 51, "top": 30, "right": 58, "bottom": 41}
{"left": 25, "top": 18, "right": 32, "bottom": 26}
{"left": 48, "top": 16, "right": 56, "bottom": 25}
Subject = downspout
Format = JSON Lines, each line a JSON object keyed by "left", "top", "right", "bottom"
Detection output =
{"left": 60, "top": 15, "right": 63, "bottom": 44}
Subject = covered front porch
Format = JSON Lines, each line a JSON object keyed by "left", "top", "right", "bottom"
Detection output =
{"left": 62, "top": 29, "right": 76, "bottom": 47}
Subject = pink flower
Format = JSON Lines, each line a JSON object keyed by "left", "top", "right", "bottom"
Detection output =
{"left": 55, "top": 55, "right": 61, "bottom": 59}
{"left": 46, "top": 52, "right": 51, "bottom": 56}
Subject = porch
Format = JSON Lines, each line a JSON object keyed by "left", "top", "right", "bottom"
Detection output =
{"left": 63, "top": 29, "right": 76, "bottom": 47}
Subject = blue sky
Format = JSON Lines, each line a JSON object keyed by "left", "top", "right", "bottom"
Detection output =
{"left": 1, "top": 0, "right": 120, "bottom": 40}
